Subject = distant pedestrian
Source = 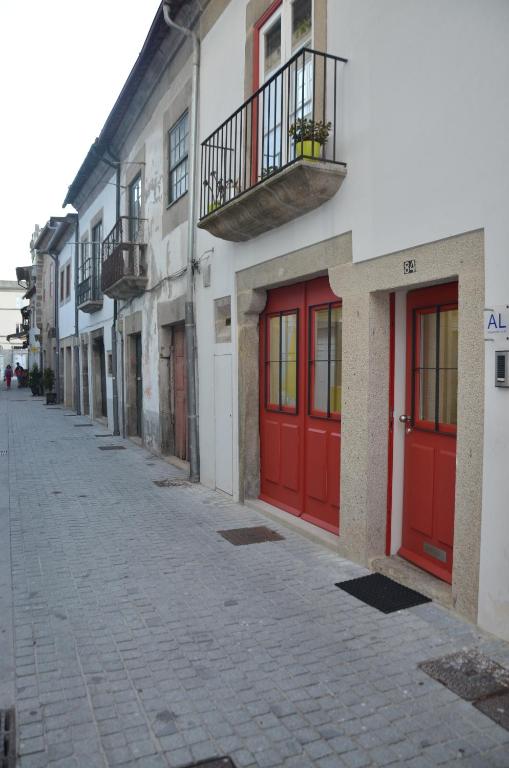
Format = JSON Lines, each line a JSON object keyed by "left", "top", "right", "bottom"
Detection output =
{"left": 14, "top": 363, "right": 22, "bottom": 385}
{"left": 4, "top": 364, "right": 13, "bottom": 389}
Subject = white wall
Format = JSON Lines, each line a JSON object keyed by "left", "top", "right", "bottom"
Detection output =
{"left": 195, "top": 0, "right": 509, "bottom": 638}
{"left": 78, "top": 175, "right": 117, "bottom": 429}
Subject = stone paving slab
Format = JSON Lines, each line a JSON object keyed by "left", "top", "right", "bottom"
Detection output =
{"left": 2, "top": 387, "right": 509, "bottom": 767}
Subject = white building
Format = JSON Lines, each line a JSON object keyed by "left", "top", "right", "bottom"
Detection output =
{"left": 0, "top": 280, "right": 27, "bottom": 375}
{"left": 193, "top": 0, "right": 509, "bottom": 642}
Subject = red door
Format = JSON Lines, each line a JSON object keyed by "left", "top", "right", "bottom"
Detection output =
{"left": 259, "top": 277, "right": 341, "bottom": 534}
{"left": 399, "top": 282, "right": 458, "bottom": 583}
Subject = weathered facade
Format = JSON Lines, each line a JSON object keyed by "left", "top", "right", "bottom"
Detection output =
{"left": 29, "top": 0, "right": 509, "bottom": 642}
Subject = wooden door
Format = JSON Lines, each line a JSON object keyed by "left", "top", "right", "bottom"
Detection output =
{"left": 135, "top": 334, "right": 142, "bottom": 437}
{"left": 259, "top": 277, "right": 341, "bottom": 534}
{"left": 174, "top": 324, "right": 187, "bottom": 460}
{"left": 399, "top": 283, "right": 458, "bottom": 583}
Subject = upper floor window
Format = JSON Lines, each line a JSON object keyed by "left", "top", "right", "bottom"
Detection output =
{"left": 128, "top": 174, "right": 142, "bottom": 240}
{"left": 91, "top": 221, "right": 103, "bottom": 266}
{"left": 260, "top": 0, "right": 312, "bottom": 84}
{"left": 169, "top": 112, "right": 189, "bottom": 203}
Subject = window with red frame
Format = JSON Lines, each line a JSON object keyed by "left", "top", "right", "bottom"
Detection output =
{"left": 309, "top": 303, "right": 342, "bottom": 418}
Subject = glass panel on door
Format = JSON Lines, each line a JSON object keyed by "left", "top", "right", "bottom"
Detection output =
{"left": 310, "top": 304, "right": 342, "bottom": 418}
{"left": 266, "top": 311, "right": 298, "bottom": 412}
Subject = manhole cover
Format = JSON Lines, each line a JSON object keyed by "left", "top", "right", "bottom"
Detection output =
{"left": 153, "top": 478, "right": 189, "bottom": 487}
{"left": 419, "top": 650, "right": 509, "bottom": 701}
{"left": 98, "top": 446, "right": 126, "bottom": 451}
{"left": 218, "top": 526, "right": 284, "bottom": 545}
{"left": 74, "top": 424, "right": 93, "bottom": 427}
{"left": 474, "top": 690, "right": 509, "bottom": 731}
{"left": 336, "top": 573, "right": 431, "bottom": 613}
{"left": 0, "top": 708, "right": 16, "bottom": 768}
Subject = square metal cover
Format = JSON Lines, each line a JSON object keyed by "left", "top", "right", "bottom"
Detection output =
{"left": 153, "top": 478, "right": 189, "bottom": 487}
{"left": 0, "top": 708, "right": 16, "bottom": 768}
{"left": 98, "top": 445, "right": 126, "bottom": 451}
{"left": 181, "top": 759, "right": 236, "bottom": 768}
{"left": 474, "top": 690, "right": 509, "bottom": 731}
{"left": 218, "top": 526, "right": 284, "bottom": 545}
{"left": 419, "top": 650, "right": 509, "bottom": 701}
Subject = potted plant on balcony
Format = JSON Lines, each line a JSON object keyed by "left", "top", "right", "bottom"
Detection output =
{"left": 289, "top": 118, "right": 332, "bottom": 159}
{"left": 28, "top": 363, "right": 43, "bottom": 396}
{"left": 203, "top": 171, "right": 240, "bottom": 213}
{"left": 43, "top": 367, "right": 57, "bottom": 405}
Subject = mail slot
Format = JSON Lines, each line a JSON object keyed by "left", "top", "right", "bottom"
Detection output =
{"left": 495, "top": 351, "right": 509, "bottom": 388}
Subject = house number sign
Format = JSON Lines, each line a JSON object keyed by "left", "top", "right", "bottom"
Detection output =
{"left": 404, "top": 259, "right": 416, "bottom": 275}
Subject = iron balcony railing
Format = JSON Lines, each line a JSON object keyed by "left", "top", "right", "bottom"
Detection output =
{"left": 200, "top": 47, "right": 347, "bottom": 219}
{"left": 101, "top": 216, "right": 147, "bottom": 292}
{"left": 77, "top": 246, "right": 102, "bottom": 307}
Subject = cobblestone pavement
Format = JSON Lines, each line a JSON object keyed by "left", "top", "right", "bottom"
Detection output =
{"left": 1, "top": 388, "right": 509, "bottom": 768}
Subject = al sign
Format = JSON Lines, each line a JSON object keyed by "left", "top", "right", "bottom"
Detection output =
{"left": 485, "top": 307, "right": 509, "bottom": 335}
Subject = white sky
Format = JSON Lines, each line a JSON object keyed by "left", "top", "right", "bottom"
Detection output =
{"left": 0, "top": 0, "right": 161, "bottom": 280}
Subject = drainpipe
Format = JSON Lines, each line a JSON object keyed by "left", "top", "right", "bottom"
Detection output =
{"left": 47, "top": 251, "right": 60, "bottom": 403}
{"left": 163, "top": 0, "right": 200, "bottom": 482}
{"left": 74, "top": 218, "right": 81, "bottom": 414}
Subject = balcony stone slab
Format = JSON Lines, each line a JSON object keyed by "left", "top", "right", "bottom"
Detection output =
{"left": 198, "top": 159, "right": 347, "bottom": 242}
{"left": 77, "top": 298, "right": 103, "bottom": 314}
{"left": 103, "top": 275, "right": 148, "bottom": 300}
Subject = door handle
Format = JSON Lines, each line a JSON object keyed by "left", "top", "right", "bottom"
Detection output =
{"left": 399, "top": 414, "right": 414, "bottom": 434}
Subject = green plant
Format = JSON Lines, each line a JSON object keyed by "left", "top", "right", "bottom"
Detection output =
{"left": 42, "top": 367, "right": 55, "bottom": 393}
{"left": 288, "top": 118, "right": 332, "bottom": 145}
{"left": 203, "top": 171, "right": 240, "bottom": 210}
{"left": 28, "top": 364, "right": 42, "bottom": 395}
{"left": 260, "top": 165, "right": 280, "bottom": 180}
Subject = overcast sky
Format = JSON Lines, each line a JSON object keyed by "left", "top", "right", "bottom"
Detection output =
{"left": 0, "top": 0, "right": 161, "bottom": 281}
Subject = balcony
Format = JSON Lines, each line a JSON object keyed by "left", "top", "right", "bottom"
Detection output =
{"left": 101, "top": 217, "right": 148, "bottom": 299}
{"left": 198, "top": 48, "right": 347, "bottom": 243}
{"left": 77, "top": 246, "right": 103, "bottom": 313}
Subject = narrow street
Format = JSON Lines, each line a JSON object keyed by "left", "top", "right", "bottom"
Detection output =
{"left": 1, "top": 388, "right": 509, "bottom": 768}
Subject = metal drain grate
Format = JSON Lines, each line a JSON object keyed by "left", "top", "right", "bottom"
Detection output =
{"left": 153, "top": 478, "right": 190, "bottom": 487}
{"left": 419, "top": 650, "right": 509, "bottom": 701}
{"left": 0, "top": 708, "right": 16, "bottom": 768}
{"left": 74, "top": 424, "right": 93, "bottom": 427}
{"left": 98, "top": 445, "right": 126, "bottom": 451}
{"left": 95, "top": 434, "right": 113, "bottom": 437}
{"left": 184, "top": 759, "right": 236, "bottom": 768}
{"left": 0, "top": 450, "right": 7, "bottom": 457}
{"left": 218, "top": 526, "right": 284, "bottom": 545}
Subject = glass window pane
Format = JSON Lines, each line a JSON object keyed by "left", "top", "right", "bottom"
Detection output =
{"left": 314, "top": 308, "right": 329, "bottom": 360}
{"left": 439, "top": 369, "right": 458, "bottom": 425}
{"left": 439, "top": 309, "right": 458, "bottom": 369}
{"left": 439, "top": 308, "right": 458, "bottom": 425}
{"left": 420, "top": 311, "right": 436, "bottom": 368}
{"left": 329, "top": 358, "right": 342, "bottom": 414}
{"left": 419, "top": 369, "right": 436, "bottom": 422}
{"left": 281, "top": 361, "right": 297, "bottom": 408}
{"left": 268, "top": 362, "right": 280, "bottom": 406}
{"left": 292, "top": 0, "right": 312, "bottom": 50}
{"left": 330, "top": 306, "right": 342, "bottom": 360}
{"left": 281, "top": 313, "right": 297, "bottom": 361}
{"left": 312, "top": 360, "right": 328, "bottom": 413}
{"left": 264, "top": 18, "right": 281, "bottom": 76}
{"left": 269, "top": 316, "right": 280, "bottom": 362}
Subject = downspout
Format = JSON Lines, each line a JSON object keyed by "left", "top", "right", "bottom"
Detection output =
{"left": 48, "top": 251, "right": 60, "bottom": 402}
{"left": 74, "top": 217, "right": 81, "bottom": 414}
{"left": 163, "top": 0, "right": 200, "bottom": 482}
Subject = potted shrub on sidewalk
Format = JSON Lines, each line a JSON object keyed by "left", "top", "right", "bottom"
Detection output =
{"left": 43, "top": 368, "right": 57, "bottom": 404}
{"left": 289, "top": 118, "right": 332, "bottom": 159}
{"left": 28, "top": 364, "right": 43, "bottom": 396}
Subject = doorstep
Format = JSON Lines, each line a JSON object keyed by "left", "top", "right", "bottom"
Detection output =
{"left": 370, "top": 555, "right": 453, "bottom": 611}
{"left": 245, "top": 498, "right": 349, "bottom": 557}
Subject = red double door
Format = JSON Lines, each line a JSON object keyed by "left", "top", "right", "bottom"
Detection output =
{"left": 399, "top": 282, "right": 458, "bottom": 582}
{"left": 259, "top": 277, "right": 341, "bottom": 534}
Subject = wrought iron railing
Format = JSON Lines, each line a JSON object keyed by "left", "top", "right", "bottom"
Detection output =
{"left": 200, "top": 48, "right": 347, "bottom": 219}
{"left": 77, "top": 247, "right": 102, "bottom": 307}
{"left": 101, "top": 217, "right": 147, "bottom": 292}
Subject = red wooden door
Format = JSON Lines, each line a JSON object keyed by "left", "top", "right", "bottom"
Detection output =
{"left": 259, "top": 277, "right": 341, "bottom": 534}
{"left": 174, "top": 324, "right": 187, "bottom": 460}
{"left": 399, "top": 282, "right": 458, "bottom": 583}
